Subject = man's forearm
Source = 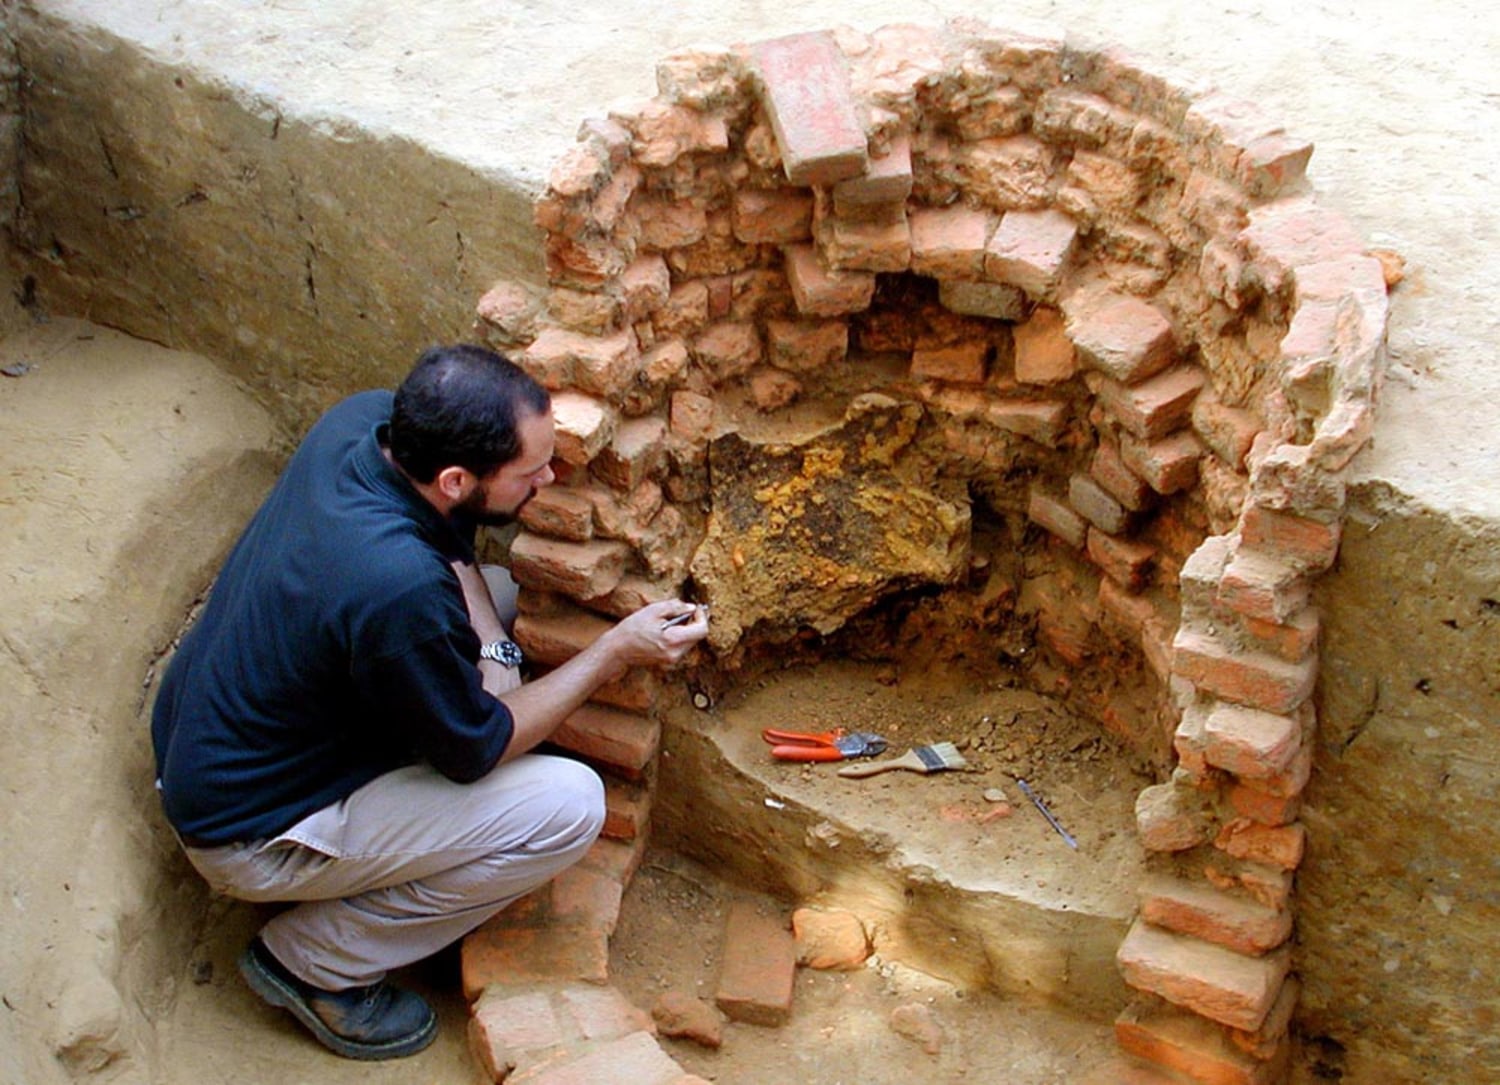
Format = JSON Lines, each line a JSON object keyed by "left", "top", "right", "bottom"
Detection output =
{"left": 496, "top": 634, "right": 627, "bottom": 759}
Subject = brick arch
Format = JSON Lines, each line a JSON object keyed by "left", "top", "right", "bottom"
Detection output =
{"left": 476, "top": 21, "right": 1386, "bottom": 1082}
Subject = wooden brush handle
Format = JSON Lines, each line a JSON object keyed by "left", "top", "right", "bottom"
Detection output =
{"left": 837, "top": 751, "right": 919, "bottom": 778}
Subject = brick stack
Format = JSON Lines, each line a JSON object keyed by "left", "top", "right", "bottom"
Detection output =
{"left": 471, "top": 21, "right": 1387, "bottom": 1083}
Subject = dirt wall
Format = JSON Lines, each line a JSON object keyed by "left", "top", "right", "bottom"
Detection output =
{"left": 1302, "top": 483, "right": 1500, "bottom": 1080}
{"left": 11, "top": 11, "right": 543, "bottom": 436}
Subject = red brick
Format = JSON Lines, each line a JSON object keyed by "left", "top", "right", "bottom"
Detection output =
{"left": 960, "top": 134, "right": 1058, "bottom": 210}
{"left": 731, "top": 187, "right": 813, "bottom": 244}
{"left": 1066, "top": 149, "right": 1143, "bottom": 211}
{"left": 524, "top": 327, "right": 638, "bottom": 396}
{"left": 749, "top": 31, "right": 868, "bottom": 187}
{"left": 1028, "top": 488, "right": 1087, "bottom": 549}
{"left": 748, "top": 367, "right": 801, "bottom": 411}
{"left": 552, "top": 704, "right": 660, "bottom": 780}
{"left": 765, "top": 319, "right": 848, "bottom": 372}
{"left": 1191, "top": 392, "right": 1261, "bottom": 471}
{"left": 520, "top": 487, "right": 596, "bottom": 542}
{"left": 558, "top": 985, "right": 655, "bottom": 1041}
{"left": 1097, "top": 366, "right": 1207, "bottom": 440}
{"left": 594, "top": 417, "right": 668, "bottom": 494}
{"left": 1236, "top": 606, "right": 1319, "bottom": 665}
{"left": 550, "top": 392, "right": 617, "bottom": 468}
{"left": 1121, "top": 430, "right": 1202, "bottom": 495}
{"left": 909, "top": 204, "right": 994, "bottom": 280}
{"left": 1013, "top": 305, "right": 1078, "bottom": 385}
{"left": 1069, "top": 472, "right": 1130, "bottom": 535}
{"left": 1091, "top": 440, "right": 1154, "bottom": 512}
{"left": 912, "top": 341, "right": 988, "bottom": 384}
{"left": 511, "top": 1030, "right": 684, "bottom": 1085}
{"left": 462, "top": 921, "right": 610, "bottom": 997}
{"left": 1087, "top": 529, "right": 1156, "bottom": 592}
{"left": 1215, "top": 818, "right": 1306, "bottom": 871}
{"left": 832, "top": 131, "right": 913, "bottom": 208}
{"left": 1226, "top": 781, "right": 1302, "bottom": 827}
{"left": 715, "top": 902, "right": 796, "bottom": 1026}
{"left": 510, "top": 534, "right": 630, "bottom": 599}
{"left": 476, "top": 280, "right": 543, "bottom": 345}
{"left": 1135, "top": 781, "right": 1212, "bottom": 853}
{"left": 1239, "top": 197, "right": 1366, "bottom": 293}
{"left": 1216, "top": 547, "right": 1309, "bottom": 625}
{"left": 620, "top": 255, "right": 671, "bottom": 323}
{"left": 939, "top": 279, "right": 1027, "bottom": 321}
{"left": 984, "top": 208, "right": 1079, "bottom": 298}
{"left": 1139, "top": 876, "right": 1293, "bottom": 957}
{"left": 640, "top": 338, "right": 691, "bottom": 388}
{"left": 1231, "top": 977, "right": 1299, "bottom": 1061}
{"left": 689, "top": 321, "right": 762, "bottom": 380}
{"left": 669, "top": 390, "right": 714, "bottom": 444}
{"left": 469, "top": 989, "right": 554, "bottom": 1079}
{"left": 550, "top": 863, "right": 624, "bottom": 936}
{"left": 784, "top": 243, "right": 876, "bottom": 316}
{"left": 816, "top": 207, "right": 912, "bottom": 273}
{"left": 578, "top": 832, "right": 649, "bottom": 886}
{"left": 1240, "top": 505, "right": 1341, "bottom": 573}
{"left": 547, "top": 286, "right": 622, "bottom": 336}
{"left": 634, "top": 196, "right": 709, "bottom": 252}
{"left": 652, "top": 280, "right": 709, "bottom": 338}
{"left": 1202, "top": 702, "right": 1301, "bottom": 780}
{"left": 1172, "top": 626, "right": 1316, "bottom": 714}
{"left": 1064, "top": 290, "right": 1177, "bottom": 384}
{"left": 629, "top": 100, "right": 729, "bottom": 169}
{"left": 983, "top": 398, "right": 1069, "bottom": 446}
{"left": 1034, "top": 87, "right": 1135, "bottom": 148}
{"left": 1117, "top": 918, "right": 1291, "bottom": 1031}
{"left": 1116, "top": 996, "right": 1288, "bottom": 1085}
{"left": 602, "top": 777, "right": 650, "bottom": 842}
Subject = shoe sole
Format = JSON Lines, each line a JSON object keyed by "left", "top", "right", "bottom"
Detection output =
{"left": 238, "top": 947, "right": 437, "bottom": 1060}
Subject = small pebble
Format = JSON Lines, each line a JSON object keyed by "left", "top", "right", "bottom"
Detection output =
{"left": 982, "top": 787, "right": 1008, "bottom": 803}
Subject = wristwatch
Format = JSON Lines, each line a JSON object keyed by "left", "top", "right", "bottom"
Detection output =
{"left": 479, "top": 639, "right": 524, "bottom": 668}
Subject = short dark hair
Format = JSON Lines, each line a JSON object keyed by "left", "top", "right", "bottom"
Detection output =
{"left": 388, "top": 344, "right": 550, "bottom": 483}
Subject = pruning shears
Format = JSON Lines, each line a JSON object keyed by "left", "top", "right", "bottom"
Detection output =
{"left": 761, "top": 728, "right": 887, "bottom": 762}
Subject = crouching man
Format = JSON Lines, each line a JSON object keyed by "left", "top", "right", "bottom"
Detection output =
{"left": 151, "top": 344, "right": 708, "bottom": 1059}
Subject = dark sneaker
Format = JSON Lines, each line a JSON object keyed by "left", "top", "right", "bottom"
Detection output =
{"left": 237, "top": 937, "right": 437, "bottom": 1060}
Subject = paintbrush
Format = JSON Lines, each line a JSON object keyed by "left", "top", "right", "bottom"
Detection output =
{"left": 836, "top": 742, "right": 968, "bottom": 778}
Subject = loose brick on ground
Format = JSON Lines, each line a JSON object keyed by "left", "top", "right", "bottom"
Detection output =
{"left": 715, "top": 901, "right": 796, "bottom": 1026}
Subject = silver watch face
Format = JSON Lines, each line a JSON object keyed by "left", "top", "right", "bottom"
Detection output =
{"left": 481, "top": 640, "right": 524, "bottom": 667}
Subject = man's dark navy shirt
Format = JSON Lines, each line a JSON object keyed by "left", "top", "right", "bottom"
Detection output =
{"left": 151, "top": 390, "right": 515, "bottom": 845}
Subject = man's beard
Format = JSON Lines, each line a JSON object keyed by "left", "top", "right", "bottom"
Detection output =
{"left": 456, "top": 486, "right": 536, "bottom": 527}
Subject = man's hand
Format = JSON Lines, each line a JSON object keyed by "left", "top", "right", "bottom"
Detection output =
{"left": 450, "top": 559, "right": 522, "bottom": 697}
{"left": 599, "top": 601, "right": 709, "bottom": 672}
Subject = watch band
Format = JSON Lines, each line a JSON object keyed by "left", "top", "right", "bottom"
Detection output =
{"left": 479, "top": 639, "right": 524, "bottom": 667}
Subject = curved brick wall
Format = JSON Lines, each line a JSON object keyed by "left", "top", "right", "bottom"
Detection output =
{"left": 472, "top": 21, "right": 1387, "bottom": 1083}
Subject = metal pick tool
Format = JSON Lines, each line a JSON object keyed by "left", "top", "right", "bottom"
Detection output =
{"left": 1015, "top": 778, "right": 1078, "bottom": 849}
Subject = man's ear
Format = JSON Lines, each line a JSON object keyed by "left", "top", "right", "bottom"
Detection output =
{"left": 432, "top": 465, "right": 476, "bottom": 505}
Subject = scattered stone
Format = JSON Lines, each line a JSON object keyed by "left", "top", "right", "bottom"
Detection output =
{"left": 791, "top": 907, "right": 870, "bottom": 970}
{"left": 652, "top": 989, "right": 723, "bottom": 1048}
{"left": 889, "top": 1002, "right": 945, "bottom": 1054}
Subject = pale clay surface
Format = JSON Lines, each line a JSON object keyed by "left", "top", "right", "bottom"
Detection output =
{"left": 37, "top": 0, "right": 1500, "bottom": 520}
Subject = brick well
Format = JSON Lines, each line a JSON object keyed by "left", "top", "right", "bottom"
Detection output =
{"left": 473, "top": 22, "right": 1387, "bottom": 1084}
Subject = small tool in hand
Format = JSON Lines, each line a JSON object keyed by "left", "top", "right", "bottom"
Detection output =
{"left": 836, "top": 741, "right": 968, "bottom": 778}
{"left": 761, "top": 728, "right": 887, "bottom": 762}
{"left": 1015, "top": 778, "right": 1078, "bottom": 849}
{"left": 663, "top": 605, "right": 708, "bottom": 628}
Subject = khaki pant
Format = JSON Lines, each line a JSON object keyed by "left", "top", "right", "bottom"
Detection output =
{"left": 179, "top": 566, "right": 603, "bottom": 991}
{"left": 184, "top": 753, "right": 604, "bottom": 990}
